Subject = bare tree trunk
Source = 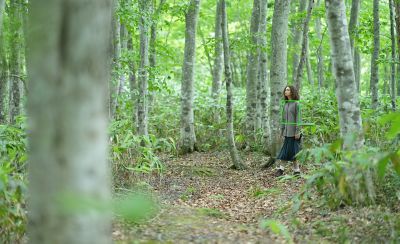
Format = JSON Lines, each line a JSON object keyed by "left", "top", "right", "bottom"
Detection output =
{"left": 292, "top": 0, "right": 307, "bottom": 82}
{"left": 306, "top": 43, "right": 314, "bottom": 86}
{"left": 109, "top": 0, "right": 121, "bottom": 119}
{"left": 27, "top": 0, "right": 112, "bottom": 243}
{"left": 138, "top": 0, "right": 150, "bottom": 137}
{"left": 294, "top": 0, "right": 314, "bottom": 90}
{"left": 246, "top": 0, "right": 261, "bottom": 145}
{"left": 9, "top": 0, "right": 22, "bottom": 124}
{"left": 180, "top": 0, "right": 200, "bottom": 153}
{"left": 370, "top": 0, "right": 380, "bottom": 109}
{"left": 259, "top": 0, "right": 271, "bottom": 148}
{"left": 220, "top": 0, "right": 245, "bottom": 170}
{"left": 148, "top": 0, "right": 166, "bottom": 115}
{"left": 0, "top": 0, "right": 5, "bottom": 33}
{"left": 325, "top": 0, "right": 364, "bottom": 149}
{"left": 396, "top": 1, "right": 400, "bottom": 96}
{"left": 127, "top": 36, "right": 138, "bottom": 131}
{"left": 390, "top": 0, "right": 397, "bottom": 109}
{"left": 267, "top": 0, "right": 291, "bottom": 156}
{"left": 315, "top": 0, "right": 324, "bottom": 90}
{"left": 212, "top": 1, "right": 223, "bottom": 124}
{"left": 0, "top": 7, "right": 8, "bottom": 124}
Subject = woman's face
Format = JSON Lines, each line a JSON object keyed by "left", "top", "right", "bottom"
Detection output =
{"left": 284, "top": 87, "right": 291, "bottom": 98}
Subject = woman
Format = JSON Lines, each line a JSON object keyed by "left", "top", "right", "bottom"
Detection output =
{"left": 276, "top": 85, "right": 301, "bottom": 176}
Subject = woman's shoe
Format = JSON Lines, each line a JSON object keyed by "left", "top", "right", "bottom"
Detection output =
{"left": 275, "top": 168, "right": 284, "bottom": 177}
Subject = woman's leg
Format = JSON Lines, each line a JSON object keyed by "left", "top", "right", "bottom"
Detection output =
{"left": 276, "top": 159, "right": 286, "bottom": 176}
{"left": 293, "top": 160, "right": 300, "bottom": 174}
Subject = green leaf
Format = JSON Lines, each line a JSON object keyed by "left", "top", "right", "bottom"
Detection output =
{"left": 377, "top": 154, "right": 390, "bottom": 180}
{"left": 390, "top": 152, "right": 400, "bottom": 175}
{"left": 260, "top": 219, "right": 293, "bottom": 243}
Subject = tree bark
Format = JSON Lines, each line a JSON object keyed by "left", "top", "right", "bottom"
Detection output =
{"left": 325, "top": 0, "right": 364, "bottom": 149}
{"left": 294, "top": 0, "right": 314, "bottom": 90}
{"left": 315, "top": 0, "right": 324, "bottom": 90}
{"left": 109, "top": 0, "right": 121, "bottom": 119}
{"left": 127, "top": 36, "right": 138, "bottom": 131}
{"left": 9, "top": 0, "right": 22, "bottom": 124}
{"left": 0, "top": 10, "right": 6, "bottom": 124}
{"left": 138, "top": 0, "right": 150, "bottom": 137}
{"left": 212, "top": 1, "right": 224, "bottom": 124}
{"left": 370, "top": 0, "right": 380, "bottom": 109}
{"left": 0, "top": 0, "right": 5, "bottom": 35}
{"left": 259, "top": 0, "right": 271, "bottom": 148}
{"left": 390, "top": 0, "right": 397, "bottom": 109}
{"left": 292, "top": 0, "right": 307, "bottom": 83}
{"left": 246, "top": 0, "right": 261, "bottom": 144}
{"left": 394, "top": 0, "right": 400, "bottom": 96}
{"left": 220, "top": 0, "right": 245, "bottom": 170}
{"left": 180, "top": 0, "right": 200, "bottom": 153}
{"left": 267, "top": 0, "right": 291, "bottom": 156}
{"left": 27, "top": 0, "right": 112, "bottom": 243}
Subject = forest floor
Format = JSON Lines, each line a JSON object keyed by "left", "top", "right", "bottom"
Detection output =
{"left": 112, "top": 151, "right": 400, "bottom": 243}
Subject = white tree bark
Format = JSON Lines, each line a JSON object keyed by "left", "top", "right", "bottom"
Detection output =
{"left": 246, "top": 0, "right": 261, "bottom": 143}
{"left": 9, "top": 0, "right": 22, "bottom": 124}
{"left": 315, "top": 0, "right": 324, "bottom": 90}
{"left": 292, "top": 0, "right": 307, "bottom": 82}
{"left": 138, "top": 0, "right": 150, "bottom": 137}
{"left": 294, "top": 0, "right": 314, "bottom": 90}
{"left": 259, "top": 0, "right": 271, "bottom": 148}
{"left": 389, "top": 0, "right": 397, "bottom": 109}
{"left": 27, "top": 0, "right": 112, "bottom": 243}
{"left": 325, "top": 0, "right": 364, "bottom": 149}
{"left": 180, "top": 0, "right": 200, "bottom": 153}
{"left": 221, "top": 0, "right": 245, "bottom": 170}
{"left": 0, "top": 0, "right": 5, "bottom": 33}
{"left": 211, "top": 1, "right": 223, "bottom": 124}
{"left": 0, "top": 7, "right": 6, "bottom": 124}
{"left": 268, "top": 0, "right": 291, "bottom": 156}
{"left": 370, "top": 0, "right": 380, "bottom": 109}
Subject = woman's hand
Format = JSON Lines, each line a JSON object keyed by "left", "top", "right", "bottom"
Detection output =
{"left": 295, "top": 134, "right": 300, "bottom": 140}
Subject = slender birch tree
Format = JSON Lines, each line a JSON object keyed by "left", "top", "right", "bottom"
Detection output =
{"left": 348, "top": 0, "right": 361, "bottom": 91}
{"left": 325, "top": 0, "right": 364, "bottom": 149}
{"left": 292, "top": 0, "right": 307, "bottom": 82}
{"left": 138, "top": 0, "right": 151, "bottom": 137}
{"left": 370, "top": 0, "right": 380, "bottom": 109}
{"left": 315, "top": 0, "right": 324, "bottom": 90}
{"left": 268, "top": 0, "right": 291, "bottom": 156}
{"left": 0, "top": 1, "right": 6, "bottom": 124}
{"left": 180, "top": 0, "right": 200, "bottom": 153}
{"left": 246, "top": 0, "right": 261, "bottom": 144}
{"left": 211, "top": 1, "right": 223, "bottom": 124}
{"left": 220, "top": 0, "right": 245, "bottom": 170}
{"left": 390, "top": 0, "right": 397, "bottom": 109}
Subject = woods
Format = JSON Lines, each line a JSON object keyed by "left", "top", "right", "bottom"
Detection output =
{"left": 0, "top": 0, "right": 400, "bottom": 243}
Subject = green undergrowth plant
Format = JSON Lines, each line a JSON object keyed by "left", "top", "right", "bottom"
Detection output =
{"left": 0, "top": 116, "right": 28, "bottom": 243}
{"left": 294, "top": 112, "right": 400, "bottom": 211}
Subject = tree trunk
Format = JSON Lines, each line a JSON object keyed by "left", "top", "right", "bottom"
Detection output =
{"left": 109, "top": 0, "right": 121, "bottom": 119}
{"left": 0, "top": 12, "right": 7, "bottom": 124}
{"left": 127, "top": 36, "right": 138, "bottom": 131}
{"left": 315, "top": 0, "right": 324, "bottom": 90}
{"left": 259, "top": 0, "right": 271, "bottom": 148}
{"left": 306, "top": 43, "right": 314, "bottom": 86}
{"left": 294, "top": 0, "right": 314, "bottom": 90}
{"left": 348, "top": 0, "right": 360, "bottom": 53}
{"left": 180, "top": 0, "right": 200, "bottom": 153}
{"left": 390, "top": 0, "right": 397, "bottom": 109}
{"left": 354, "top": 48, "right": 361, "bottom": 91}
{"left": 138, "top": 0, "right": 151, "bottom": 137}
{"left": 212, "top": 1, "right": 224, "bottom": 124}
{"left": 370, "top": 0, "right": 380, "bottom": 109}
{"left": 148, "top": 0, "right": 166, "bottom": 115}
{"left": 396, "top": 1, "right": 400, "bottom": 96}
{"left": 292, "top": 0, "right": 307, "bottom": 83}
{"left": 9, "top": 0, "right": 23, "bottom": 124}
{"left": 220, "top": 0, "right": 245, "bottom": 170}
{"left": 325, "top": 0, "right": 364, "bottom": 149}
{"left": 27, "top": 0, "right": 112, "bottom": 243}
{"left": 246, "top": 0, "right": 261, "bottom": 145}
{"left": 267, "top": 0, "right": 291, "bottom": 156}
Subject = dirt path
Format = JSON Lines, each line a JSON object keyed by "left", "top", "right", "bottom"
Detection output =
{"left": 113, "top": 151, "right": 307, "bottom": 243}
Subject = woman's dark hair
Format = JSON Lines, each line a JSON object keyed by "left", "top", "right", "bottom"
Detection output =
{"left": 282, "top": 85, "right": 300, "bottom": 100}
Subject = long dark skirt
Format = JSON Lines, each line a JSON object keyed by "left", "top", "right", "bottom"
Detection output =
{"left": 277, "top": 136, "right": 301, "bottom": 161}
